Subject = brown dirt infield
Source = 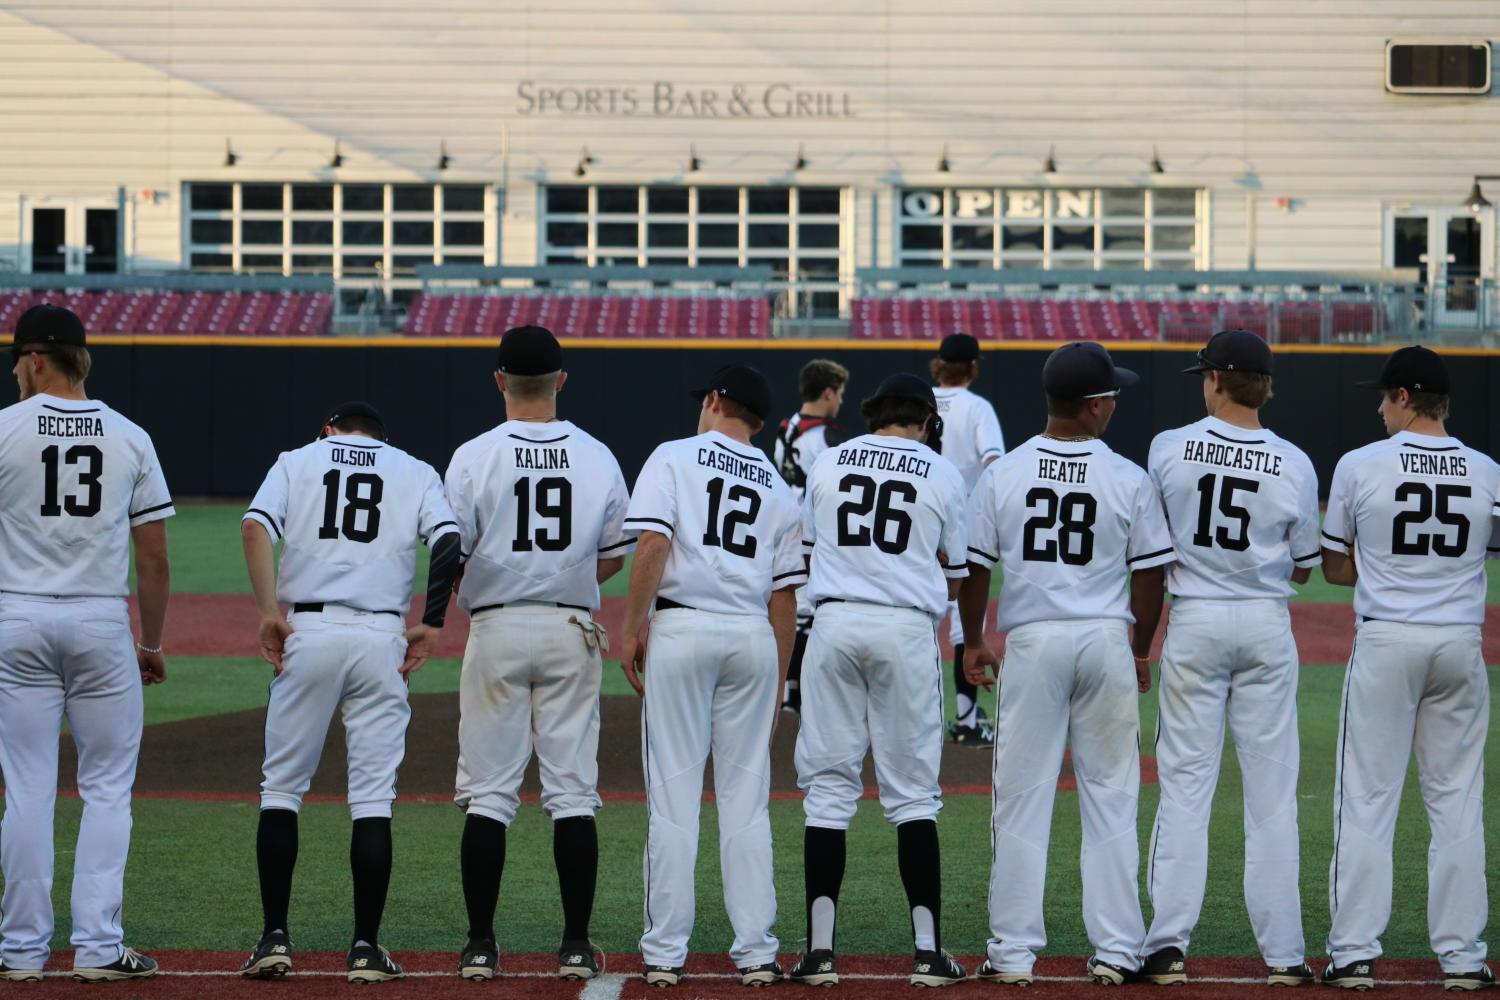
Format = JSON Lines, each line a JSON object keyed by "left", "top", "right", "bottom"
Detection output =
{"left": 6, "top": 951, "right": 1452, "bottom": 1000}
{"left": 140, "top": 596, "right": 1500, "bottom": 665}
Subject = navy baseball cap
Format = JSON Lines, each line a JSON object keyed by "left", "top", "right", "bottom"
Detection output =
{"left": 1182, "top": 329, "right": 1274, "bottom": 376}
{"left": 690, "top": 364, "right": 774, "bottom": 422}
{"left": 12, "top": 303, "right": 86, "bottom": 359}
{"left": 1042, "top": 342, "right": 1139, "bottom": 400}
{"left": 497, "top": 324, "right": 563, "bottom": 375}
{"left": 325, "top": 400, "right": 387, "bottom": 439}
{"left": 866, "top": 372, "right": 939, "bottom": 411}
{"left": 1356, "top": 345, "right": 1449, "bottom": 394}
{"left": 938, "top": 332, "right": 980, "bottom": 363}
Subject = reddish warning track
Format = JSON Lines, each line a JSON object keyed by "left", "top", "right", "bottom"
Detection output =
{"left": 137, "top": 595, "right": 1500, "bottom": 663}
{"left": 8, "top": 951, "right": 1452, "bottom": 999}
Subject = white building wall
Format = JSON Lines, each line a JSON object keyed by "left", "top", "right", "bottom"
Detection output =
{"left": 0, "top": 0, "right": 1496, "bottom": 277}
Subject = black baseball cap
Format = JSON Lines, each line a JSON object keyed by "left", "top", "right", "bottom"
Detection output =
{"left": 12, "top": 303, "right": 86, "bottom": 358}
{"left": 325, "top": 400, "right": 387, "bottom": 439}
{"left": 1042, "top": 342, "right": 1139, "bottom": 399}
{"left": 865, "top": 372, "right": 939, "bottom": 411}
{"left": 1356, "top": 345, "right": 1449, "bottom": 394}
{"left": 690, "top": 364, "right": 774, "bottom": 422}
{"left": 1182, "top": 329, "right": 1273, "bottom": 376}
{"left": 497, "top": 324, "right": 563, "bottom": 375}
{"left": 938, "top": 332, "right": 980, "bottom": 363}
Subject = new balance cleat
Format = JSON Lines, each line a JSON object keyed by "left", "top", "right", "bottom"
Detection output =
{"left": 559, "top": 944, "right": 599, "bottom": 982}
{"left": 239, "top": 930, "right": 292, "bottom": 979}
{"left": 1086, "top": 956, "right": 1133, "bottom": 986}
{"left": 977, "top": 959, "right": 1033, "bottom": 986}
{"left": 347, "top": 944, "right": 403, "bottom": 984}
{"left": 1140, "top": 947, "right": 1187, "bottom": 986}
{"left": 912, "top": 949, "right": 966, "bottom": 988}
{"left": 74, "top": 948, "right": 158, "bottom": 982}
{"left": 1322, "top": 960, "right": 1375, "bottom": 991}
{"left": 1266, "top": 961, "right": 1316, "bottom": 987}
{"left": 1444, "top": 965, "right": 1495, "bottom": 991}
{"left": 790, "top": 949, "right": 838, "bottom": 987}
{"left": 739, "top": 961, "right": 784, "bottom": 987}
{"left": 643, "top": 965, "right": 683, "bottom": 988}
{"left": 458, "top": 939, "right": 498, "bottom": 981}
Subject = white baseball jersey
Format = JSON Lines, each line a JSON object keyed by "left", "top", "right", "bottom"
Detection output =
{"left": 802, "top": 433, "right": 969, "bottom": 620}
{"left": 774, "top": 412, "right": 847, "bottom": 496}
{"left": 0, "top": 393, "right": 174, "bottom": 597}
{"left": 625, "top": 430, "right": 806, "bottom": 615}
{"left": 444, "top": 419, "right": 633, "bottom": 612}
{"left": 967, "top": 435, "right": 1175, "bottom": 632}
{"left": 243, "top": 434, "right": 457, "bottom": 612}
{"left": 1322, "top": 430, "right": 1500, "bottom": 626}
{"left": 934, "top": 385, "right": 1006, "bottom": 493}
{"left": 1149, "top": 416, "right": 1321, "bottom": 601}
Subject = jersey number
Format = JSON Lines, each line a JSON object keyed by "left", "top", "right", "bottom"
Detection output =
{"left": 1192, "top": 473, "right": 1258, "bottom": 551}
{"left": 319, "top": 470, "right": 383, "bottom": 543}
{"left": 835, "top": 473, "right": 916, "bottom": 555}
{"left": 40, "top": 444, "right": 103, "bottom": 517}
{"left": 1391, "top": 482, "right": 1470, "bottom": 557}
{"left": 1022, "top": 487, "right": 1096, "bottom": 565}
{"left": 702, "top": 477, "right": 760, "bottom": 558}
{"left": 513, "top": 476, "right": 572, "bottom": 552}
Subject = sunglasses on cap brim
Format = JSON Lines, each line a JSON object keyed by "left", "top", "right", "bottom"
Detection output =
{"left": 1081, "top": 388, "right": 1121, "bottom": 399}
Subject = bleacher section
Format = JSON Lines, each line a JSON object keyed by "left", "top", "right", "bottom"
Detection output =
{"left": 402, "top": 293, "right": 772, "bottom": 339}
{"left": 0, "top": 290, "right": 334, "bottom": 337}
{"left": 848, "top": 297, "right": 1384, "bottom": 343}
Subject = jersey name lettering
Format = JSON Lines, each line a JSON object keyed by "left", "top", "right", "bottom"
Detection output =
{"left": 696, "top": 446, "right": 774, "bottom": 487}
{"left": 835, "top": 447, "right": 932, "bottom": 479}
{"left": 1399, "top": 451, "right": 1468, "bottom": 477}
{"left": 1036, "top": 457, "right": 1088, "bottom": 484}
{"left": 1181, "top": 439, "right": 1282, "bottom": 476}
{"left": 36, "top": 414, "right": 104, "bottom": 438}
{"left": 329, "top": 446, "right": 377, "bottom": 467}
{"left": 515, "top": 446, "right": 571, "bottom": 470}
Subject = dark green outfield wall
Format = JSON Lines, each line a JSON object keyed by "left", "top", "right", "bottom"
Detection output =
{"left": 2, "top": 345, "right": 1496, "bottom": 497}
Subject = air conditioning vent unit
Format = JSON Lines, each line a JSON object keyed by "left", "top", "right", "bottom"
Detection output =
{"left": 1385, "top": 41, "right": 1491, "bottom": 94}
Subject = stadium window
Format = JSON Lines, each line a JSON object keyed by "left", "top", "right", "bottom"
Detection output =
{"left": 897, "top": 186, "right": 1206, "bottom": 270}
{"left": 183, "top": 181, "right": 494, "bottom": 285}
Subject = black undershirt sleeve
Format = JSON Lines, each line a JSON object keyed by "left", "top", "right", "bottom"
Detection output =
{"left": 421, "top": 531, "right": 463, "bottom": 628}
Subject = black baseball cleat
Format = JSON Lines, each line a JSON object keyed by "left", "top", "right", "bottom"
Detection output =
{"left": 1266, "top": 961, "right": 1316, "bottom": 987}
{"left": 0, "top": 960, "right": 43, "bottom": 983}
{"left": 73, "top": 947, "right": 158, "bottom": 982}
{"left": 1443, "top": 964, "right": 1495, "bottom": 991}
{"left": 790, "top": 949, "right": 839, "bottom": 987}
{"left": 976, "top": 959, "right": 1034, "bottom": 986}
{"left": 911, "top": 949, "right": 966, "bottom": 988}
{"left": 1140, "top": 947, "right": 1187, "bottom": 986}
{"left": 240, "top": 930, "right": 293, "bottom": 979}
{"left": 739, "top": 960, "right": 784, "bottom": 987}
{"left": 458, "top": 938, "right": 498, "bottom": 981}
{"left": 1321, "top": 960, "right": 1375, "bottom": 991}
{"left": 347, "top": 943, "right": 404, "bottom": 984}
{"left": 559, "top": 944, "right": 600, "bottom": 982}
{"left": 642, "top": 964, "right": 683, "bottom": 988}
{"left": 948, "top": 706, "right": 996, "bottom": 747}
{"left": 1085, "top": 956, "right": 1134, "bottom": 986}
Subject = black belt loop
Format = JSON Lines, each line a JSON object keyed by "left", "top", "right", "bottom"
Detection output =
{"left": 655, "top": 596, "right": 696, "bottom": 612}
{"left": 291, "top": 602, "right": 400, "bottom": 618}
{"left": 472, "top": 601, "right": 589, "bottom": 615}
{"left": 815, "top": 598, "right": 846, "bottom": 609}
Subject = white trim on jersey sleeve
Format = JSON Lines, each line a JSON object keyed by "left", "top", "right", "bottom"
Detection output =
{"left": 976, "top": 402, "right": 1005, "bottom": 463}
{"left": 771, "top": 497, "right": 809, "bottom": 589}
{"left": 623, "top": 444, "right": 678, "bottom": 540}
{"left": 963, "top": 465, "right": 1001, "bottom": 570}
{"left": 1321, "top": 454, "right": 1356, "bottom": 554}
{"left": 939, "top": 469, "right": 970, "bottom": 580}
{"left": 244, "top": 453, "right": 291, "bottom": 540}
{"left": 1125, "top": 473, "right": 1176, "bottom": 571}
{"left": 597, "top": 459, "right": 637, "bottom": 557}
{"left": 128, "top": 439, "right": 175, "bottom": 527}
{"left": 416, "top": 464, "right": 460, "bottom": 545}
{"left": 1289, "top": 456, "right": 1323, "bottom": 568}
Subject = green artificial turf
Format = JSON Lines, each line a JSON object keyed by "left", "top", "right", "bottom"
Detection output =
{"left": 15, "top": 667, "right": 1499, "bottom": 960}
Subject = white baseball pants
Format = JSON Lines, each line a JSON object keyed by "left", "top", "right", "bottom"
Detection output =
{"left": 260, "top": 606, "right": 409, "bottom": 820}
{"left": 1327, "top": 620, "right": 1489, "bottom": 974}
{"left": 795, "top": 601, "right": 945, "bottom": 828}
{"left": 0, "top": 595, "right": 142, "bottom": 971}
{"left": 639, "top": 608, "right": 779, "bottom": 969}
{"left": 454, "top": 604, "right": 603, "bottom": 825}
{"left": 1143, "top": 598, "right": 1304, "bottom": 966}
{"left": 986, "top": 618, "right": 1144, "bottom": 974}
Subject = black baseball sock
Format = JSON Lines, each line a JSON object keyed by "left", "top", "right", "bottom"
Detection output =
{"left": 553, "top": 816, "right": 598, "bottom": 948}
{"left": 897, "top": 819, "right": 942, "bottom": 953}
{"left": 804, "top": 826, "right": 846, "bottom": 952}
{"left": 350, "top": 817, "right": 393, "bottom": 947}
{"left": 256, "top": 808, "right": 299, "bottom": 937}
{"left": 461, "top": 814, "right": 507, "bottom": 943}
{"left": 953, "top": 642, "right": 977, "bottom": 726}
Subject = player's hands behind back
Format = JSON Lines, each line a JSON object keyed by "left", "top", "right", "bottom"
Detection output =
{"left": 259, "top": 615, "right": 294, "bottom": 675}
{"left": 964, "top": 643, "right": 1000, "bottom": 690}
{"left": 620, "top": 633, "right": 647, "bottom": 697}
{"left": 401, "top": 624, "right": 440, "bottom": 676}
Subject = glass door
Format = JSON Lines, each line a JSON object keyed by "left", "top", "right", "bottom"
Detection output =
{"left": 1386, "top": 207, "right": 1492, "bottom": 330}
{"left": 22, "top": 197, "right": 120, "bottom": 275}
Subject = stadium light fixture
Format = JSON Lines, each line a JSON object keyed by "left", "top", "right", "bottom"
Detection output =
{"left": 574, "top": 147, "right": 594, "bottom": 177}
{"left": 937, "top": 144, "right": 950, "bottom": 173}
{"left": 1043, "top": 146, "right": 1057, "bottom": 174}
{"left": 1150, "top": 146, "right": 1165, "bottom": 174}
{"left": 436, "top": 141, "right": 451, "bottom": 171}
{"left": 1462, "top": 176, "right": 1497, "bottom": 212}
{"left": 223, "top": 139, "right": 237, "bottom": 168}
{"left": 794, "top": 144, "right": 808, "bottom": 171}
{"left": 329, "top": 140, "right": 344, "bottom": 169}
{"left": 688, "top": 145, "right": 701, "bottom": 172}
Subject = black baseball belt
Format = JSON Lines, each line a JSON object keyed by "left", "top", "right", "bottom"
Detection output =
{"left": 292, "top": 602, "right": 401, "bottom": 617}
{"left": 471, "top": 601, "right": 589, "bottom": 615}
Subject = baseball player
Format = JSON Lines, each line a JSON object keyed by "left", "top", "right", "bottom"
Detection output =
{"left": 772, "top": 358, "right": 849, "bottom": 714}
{"left": 1138, "top": 331, "right": 1320, "bottom": 987}
{"left": 931, "top": 333, "right": 1006, "bottom": 746}
{"left": 1320, "top": 346, "right": 1499, "bottom": 991}
{"left": 619, "top": 364, "right": 804, "bottom": 988}
{"left": 239, "top": 401, "right": 461, "bottom": 984}
{"left": 792, "top": 373, "right": 970, "bottom": 989}
{"left": 443, "top": 325, "right": 634, "bottom": 983}
{"left": 960, "top": 341, "right": 1172, "bottom": 987}
{"left": 0, "top": 305, "right": 172, "bottom": 983}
